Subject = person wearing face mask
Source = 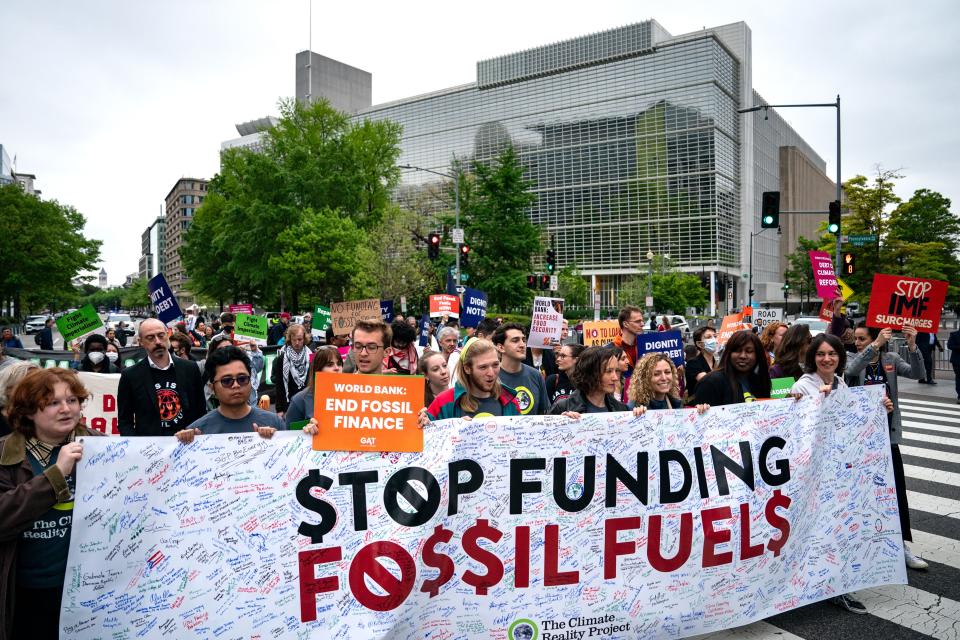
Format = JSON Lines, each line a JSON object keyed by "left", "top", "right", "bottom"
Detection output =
{"left": 70, "top": 334, "right": 120, "bottom": 374}
{"left": 693, "top": 331, "right": 771, "bottom": 406}
{"left": 684, "top": 326, "right": 717, "bottom": 397}
{"left": 104, "top": 343, "right": 123, "bottom": 371}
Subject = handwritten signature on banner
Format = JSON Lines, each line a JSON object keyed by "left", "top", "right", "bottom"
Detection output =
{"left": 61, "top": 387, "right": 905, "bottom": 639}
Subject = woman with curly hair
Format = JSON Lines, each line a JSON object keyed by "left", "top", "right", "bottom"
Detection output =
{"left": 630, "top": 353, "right": 709, "bottom": 413}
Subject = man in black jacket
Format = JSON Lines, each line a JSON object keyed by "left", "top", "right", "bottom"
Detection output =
{"left": 36, "top": 318, "right": 54, "bottom": 350}
{"left": 948, "top": 328, "right": 960, "bottom": 403}
{"left": 117, "top": 318, "right": 206, "bottom": 436}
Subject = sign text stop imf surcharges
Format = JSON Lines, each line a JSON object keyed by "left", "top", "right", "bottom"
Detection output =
{"left": 325, "top": 382, "right": 415, "bottom": 429}
{"left": 294, "top": 436, "right": 793, "bottom": 619}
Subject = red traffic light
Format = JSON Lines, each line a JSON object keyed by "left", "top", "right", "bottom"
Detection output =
{"left": 460, "top": 244, "right": 470, "bottom": 255}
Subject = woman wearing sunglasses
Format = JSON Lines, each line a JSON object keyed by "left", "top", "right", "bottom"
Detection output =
{"left": 176, "top": 346, "right": 285, "bottom": 442}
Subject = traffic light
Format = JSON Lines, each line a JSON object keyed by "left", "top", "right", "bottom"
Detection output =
{"left": 761, "top": 191, "right": 780, "bottom": 229}
{"left": 546, "top": 249, "right": 556, "bottom": 273}
{"left": 842, "top": 252, "right": 855, "bottom": 275}
{"left": 527, "top": 274, "right": 536, "bottom": 289}
{"left": 539, "top": 274, "right": 550, "bottom": 290}
{"left": 459, "top": 244, "right": 470, "bottom": 267}
{"left": 828, "top": 201, "right": 841, "bottom": 234}
{"left": 428, "top": 232, "right": 441, "bottom": 260}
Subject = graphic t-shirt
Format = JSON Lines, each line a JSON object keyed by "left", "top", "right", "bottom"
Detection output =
{"left": 738, "top": 377, "right": 756, "bottom": 403}
{"left": 18, "top": 449, "right": 75, "bottom": 588}
{"left": 150, "top": 366, "right": 186, "bottom": 431}
{"left": 499, "top": 364, "right": 549, "bottom": 415}
{"left": 546, "top": 372, "right": 575, "bottom": 404}
{"left": 464, "top": 395, "right": 504, "bottom": 418}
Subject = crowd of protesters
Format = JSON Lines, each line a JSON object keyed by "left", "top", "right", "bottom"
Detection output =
{"left": 0, "top": 297, "right": 944, "bottom": 636}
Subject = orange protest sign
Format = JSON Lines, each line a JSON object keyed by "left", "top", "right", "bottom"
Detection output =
{"left": 717, "top": 313, "right": 752, "bottom": 346}
{"left": 582, "top": 320, "right": 621, "bottom": 346}
{"left": 313, "top": 372, "right": 424, "bottom": 452}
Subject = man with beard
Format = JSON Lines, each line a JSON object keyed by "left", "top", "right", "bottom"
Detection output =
{"left": 118, "top": 318, "right": 206, "bottom": 436}
{"left": 424, "top": 339, "right": 520, "bottom": 420}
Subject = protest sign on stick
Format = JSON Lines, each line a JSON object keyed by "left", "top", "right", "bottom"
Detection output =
{"left": 528, "top": 296, "right": 564, "bottom": 347}
{"left": 55, "top": 304, "right": 104, "bottom": 345}
{"left": 460, "top": 288, "right": 488, "bottom": 328}
{"left": 808, "top": 251, "right": 839, "bottom": 300}
{"left": 582, "top": 320, "right": 621, "bottom": 346}
{"left": 717, "top": 312, "right": 751, "bottom": 346}
{"left": 865, "top": 274, "right": 948, "bottom": 331}
{"left": 429, "top": 294, "right": 460, "bottom": 319}
{"left": 637, "top": 329, "right": 684, "bottom": 366}
{"left": 147, "top": 273, "right": 183, "bottom": 323}
{"left": 234, "top": 313, "right": 268, "bottom": 346}
{"left": 331, "top": 299, "right": 382, "bottom": 336}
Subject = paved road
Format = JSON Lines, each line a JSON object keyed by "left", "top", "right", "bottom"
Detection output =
{"left": 700, "top": 392, "right": 960, "bottom": 639}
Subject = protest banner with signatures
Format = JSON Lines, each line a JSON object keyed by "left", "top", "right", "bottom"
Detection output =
{"left": 62, "top": 387, "right": 905, "bottom": 640}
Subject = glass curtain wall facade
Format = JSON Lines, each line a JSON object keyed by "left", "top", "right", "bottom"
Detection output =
{"left": 360, "top": 20, "right": 825, "bottom": 312}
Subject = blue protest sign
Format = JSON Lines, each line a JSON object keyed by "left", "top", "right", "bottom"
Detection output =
{"left": 418, "top": 311, "right": 431, "bottom": 347}
{"left": 380, "top": 300, "right": 394, "bottom": 323}
{"left": 147, "top": 274, "right": 183, "bottom": 324}
{"left": 637, "top": 329, "right": 684, "bottom": 367}
{"left": 461, "top": 288, "right": 488, "bottom": 328}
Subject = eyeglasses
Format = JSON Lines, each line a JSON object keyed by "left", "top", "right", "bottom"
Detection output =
{"left": 215, "top": 374, "right": 251, "bottom": 388}
{"left": 352, "top": 343, "right": 384, "bottom": 353}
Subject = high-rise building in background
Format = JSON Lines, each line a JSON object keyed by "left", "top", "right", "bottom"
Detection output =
{"left": 163, "top": 178, "right": 207, "bottom": 307}
{"left": 357, "top": 20, "right": 833, "bottom": 313}
{"left": 139, "top": 216, "right": 166, "bottom": 281}
{"left": 0, "top": 145, "right": 14, "bottom": 186}
{"left": 98, "top": 268, "right": 107, "bottom": 289}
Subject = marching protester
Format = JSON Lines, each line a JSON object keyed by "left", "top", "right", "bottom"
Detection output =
{"left": 169, "top": 331, "right": 196, "bottom": 363}
{"left": 684, "top": 326, "right": 717, "bottom": 396}
{"left": 1, "top": 328, "right": 23, "bottom": 350}
{"left": 493, "top": 323, "right": 550, "bottom": 415}
{"left": 350, "top": 319, "right": 392, "bottom": 376}
{"left": 524, "top": 345, "right": 558, "bottom": 379}
{"left": 846, "top": 324, "right": 927, "bottom": 570}
{"left": 383, "top": 318, "right": 419, "bottom": 375}
{"left": 0, "top": 368, "right": 103, "bottom": 638}
{"left": 117, "top": 318, "right": 206, "bottom": 436}
{"left": 267, "top": 312, "right": 290, "bottom": 346}
{"left": 769, "top": 323, "right": 812, "bottom": 381}
{"left": 36, "top": 318, "right": 54, "bottom": 351}
{"left": 546, "top": 343, "right": 584, "bottom": 404}
{"left": 693, "top": 331, "right": 771, "bottom": 406}
{"left": 629, "top": 353, "right": 709, "bottom": 413}
{"left": 212, "top": 312, "right": 236, "bottom": 341}
{"left": 175, "top": 346, "right": 285, "bottom": 442}
{"left": 104, "top": 342, "right": 123, "bottom": 371}
{"left": 610, "top": 305, "right": 644, "bottom": 402}
{"left": 549, "top": 346, "right": 643, "bottom": 417}
{"left": 418, "top": 350, "right": 449, "bottom": 408}
{"left": 759, "top": 321, "right": 787, "bottom": 365}
{"left": 437, "top": 326, "right": 461, "bottom": 377}
{"left": 69, "top": 334, "right": 120, "bottom": 374}
{"left": 0, "top": 360, "right": 39, "bottom": 437}
{"left": 284, "top": 346, "right": 344, "bottom": 427}
{"left": 114, "top": 321, "right": 129, "bottom": 347}
{"left": 949, "top": 326, "right": 960, "bottom": 403}
{"left": 272, "top": 323, "right": 312, "bottom": 417}
{"left": 423, "top": 339, "right": 520, "bottom": 420}
{"left": 104, "top": 327, "right": 121, "bottom": 350}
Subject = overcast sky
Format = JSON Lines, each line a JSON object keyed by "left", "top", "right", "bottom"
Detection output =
{"left": 3, "top": 0, "right": 958, "bottom": 286}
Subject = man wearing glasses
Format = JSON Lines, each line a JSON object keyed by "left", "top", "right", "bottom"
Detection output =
{"left": 118, "top": 318, "right": 206, "bottom": 437}
{"left": 174, "top": 346, "right": 284, "bottom": 441}
{"left": 350, "top": 320, "right": 392, "bottom": 375}
{"left": 609, "top": 305, "right": 645, "bottom": 402}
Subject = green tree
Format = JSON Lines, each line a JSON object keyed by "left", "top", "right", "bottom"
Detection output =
{"left": 886, "top": 189, "right": 960, "bottom": 291}
{"left": 121, "top": 278, "right": 150, "bottom": 311}
{"left": 783, "top": 236, "right": 820, "bottom": 313}
{"left": 557, "top": 263, "right": 589, "bottom": 307}
{"left": 0, "top": 183, "right": 101, "bottom": 318}
{"left": 461, "top": 145, "right": 541, "bottom": 311}
{"left": 267, "top": 207, "right": 376, "bottom": 304}
{"left": 367, "top": 206, "right": 436, "bottom": 310}
{"left": 181, "top": 98, "right": 402, "bottom": 309}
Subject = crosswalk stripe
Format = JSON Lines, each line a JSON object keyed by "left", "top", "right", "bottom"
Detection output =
{"left": 902, "top": 421, "right": 960, "bottom": 437}
{"left": 898, "top": 403, "right": 960, "bottom": 418}
{"left": 692, "top": 620, "right": 806, "bottom": 639}
{"left": 907, "top": 491, "right": 960, "bottom": 519}
{"left": 910, "top": 529, "right": 960, "bottom": 570}
{"left": 856, "top": 584, "right": 960, "bottom": 639}
{"left": 904, "top": 463, "right": 960, "bottom": 486}
{"left": 900, "top": 428, "right": 960, "bottom": 446}
{"left": 900, "top": 446, "right": 960, "bottom": 464}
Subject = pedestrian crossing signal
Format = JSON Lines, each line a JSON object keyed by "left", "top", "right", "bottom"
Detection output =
{"left": 842, "top": 252, "right": 855, "bottom": 275}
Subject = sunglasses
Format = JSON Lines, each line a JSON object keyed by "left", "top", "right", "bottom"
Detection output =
{"left": 215, "top": 374, "right": 251, "bottom": 388}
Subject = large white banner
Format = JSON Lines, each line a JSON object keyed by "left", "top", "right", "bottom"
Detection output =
{"left": 61, "top": 387, "right": 905, "bottom": 639}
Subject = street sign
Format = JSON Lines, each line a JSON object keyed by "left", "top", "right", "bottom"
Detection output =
{"left": 451, "top": 228, "right": 464, "bottom": 244}
{"left": 645, "top": 296, "right": 654, "bottom": 308}
{"left": 550, "top": 275, "right": 558, "bottom": 291}
{"left": 455, "top": 285, "right": 466, "bottom": 294}
{"left": 848, "top": 234, "right": 877, "bottom": 247}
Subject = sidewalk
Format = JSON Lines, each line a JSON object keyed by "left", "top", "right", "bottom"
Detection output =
{"left": 897, "top": 374, "right": 959, "bottom": 404}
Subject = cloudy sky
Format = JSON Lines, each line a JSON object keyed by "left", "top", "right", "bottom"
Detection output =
{"left": 2, "top": 0, "right": 958, "bottom": 285}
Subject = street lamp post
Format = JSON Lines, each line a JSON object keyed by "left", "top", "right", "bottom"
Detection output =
{"left": 748, "top": 227, "right": 778, "bottom": 307}
{"left": 399, "top": 164, "right": 462, "bottom": 288}
{"left": 646, "top": 250, "right": 654, "bottom": 312}
{"left": 738, "top": 96, "right": 842, "bottom": 272}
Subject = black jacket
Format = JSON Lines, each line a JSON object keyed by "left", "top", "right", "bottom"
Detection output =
{"left": 692, "top": 370, "right": 770, "bottom": 406}
{"left": 524, "top": 347, "right": 558, "bottom": 379}
{"left": 549, "top": 390, "right": 629, "bottom": 414}
{"left": 117, "top": 356, "right": 206, "bottom": 436}
{"left": 36, "top": 326, "right": 53, "bottom": 350}
{"left": 949, "top": 330, "right": 960, "bottom": 365}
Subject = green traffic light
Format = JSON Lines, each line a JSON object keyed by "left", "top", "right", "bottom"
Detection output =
{"left": 763, "top": 215, "right": 774, "bottom": 225}
{"left": 827, "top": 223, "right": 839, "bottom": 233}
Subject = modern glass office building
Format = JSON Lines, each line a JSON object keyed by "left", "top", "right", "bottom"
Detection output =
{"left": 359, "top": 20, "right": 832, "bottom": 313}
